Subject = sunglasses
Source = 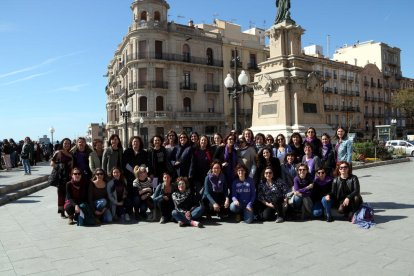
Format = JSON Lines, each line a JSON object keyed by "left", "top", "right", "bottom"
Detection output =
{"left": 298, "top": 169, "right": 307, "bottom": 172}
{"left": 317, "top": 171, "right": 325, "bottom": 175}
{"left": 339, "top": 166, "right": 349, "bottom": 170}
{"left": 307, "top": 131, "right": 314, "bottom": 133}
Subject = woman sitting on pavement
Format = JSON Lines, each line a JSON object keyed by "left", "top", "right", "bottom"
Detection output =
{"left": 88, "top": 168, "right": 112, "bottom": 224}
{"left": 291, "top": 163, "right": 314, "bottom": 220}
{"left": 203, "top": 161, "right": 230, "bottom": 219}
{"left": 257, "top": 166, "right": 289, "bottom": 223}
{"left": 132, "top": 165, "right": 154, "bottom": 220}
{"left": 331, "top": 161, "right": 363, "bottom": 221}
{"left": 230, "top": 163, "right": 256, "bottom": 224}
{"left": 153, "top": 172, "right": 175, "bottom": 224}
{"left": 172, "top": 177, "right": 204, "bottom": 228}
{"left": 65, "top": 167, "right": 89, "bottom": 225}
{"left": 311, "top": 167, "right": 333, "bottom": 222}
{"left": 107, "top": 167, "right": 130, "bottom": 222}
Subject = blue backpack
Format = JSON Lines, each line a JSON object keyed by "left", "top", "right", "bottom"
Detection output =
{"left": 352, "top": 203, "right": 375, "bottom": 229}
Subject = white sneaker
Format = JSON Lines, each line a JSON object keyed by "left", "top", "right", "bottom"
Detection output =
{"left": 125, "top": 214, "right": 131, "bottom": 221}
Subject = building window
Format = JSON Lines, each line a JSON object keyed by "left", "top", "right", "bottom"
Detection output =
{"left": 183, "top": 71, "right": 191, "bottom": 88}
{"left": 140, "top": 11, "right": 147, "bottom": 22}
{"left": 303, "top": 103, "right": 317, "bottom": 113}
{"left": 208, "top": 99, "right": 215, "bottom": 113}
{"left": 249, "top": 53, "right": 257, "bottom": 69}
{"left": 183, "top": 97, "right": 191, "bottom": 112}
{"left": 156, "top": 96, "right": 164, "bottom": 111}
{"left": 206, "top": 48, "right": 213, "bottom": 65}
{"left": 183, "top": 44, "right": 190, "bottom": 62}
{"left": 155, "top": 40, "right": 163, "bottom": 59}
{"left": 154, "top": 11, "right": 161, "bottom": 22}
{"left": 138, "top": 40, "right": 147, "bottom": 59}
{"left": 139, "top": 96, "right": 147, "bottom": 111}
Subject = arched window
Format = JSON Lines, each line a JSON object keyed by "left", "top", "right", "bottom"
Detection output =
{"left": 139, "top": 96, "right": 147, "bottom": 111}
{"left": 206, "top": 48, "right": 213, "bottom": 65}
{"left": 154, "top": 11, "right": 161, "bottom": 22}
{"left": 156, "top": 96, "right": 164, "bottom": 111}
{"left": 182, "top": 44, "right": 190, "bottom": 62}
{"left": 140, "top": 11, "right": 147, "bottom": 21}
{"left": 183, "top": 97, "right": 191, "bottom": 112}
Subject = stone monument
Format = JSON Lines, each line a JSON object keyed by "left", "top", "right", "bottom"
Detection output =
{"left": 250, "top": 1, "right": 331, "bottom": 137}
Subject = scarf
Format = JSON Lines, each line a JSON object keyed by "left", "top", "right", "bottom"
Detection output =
{"left": 173, "top": 189, "right": 190, "bottom": 205}
{"left": 322, "top": 143, "right": 332, "bottom": 161}
{"left": 208, "top": 172, "right": 225, "bottom": 192}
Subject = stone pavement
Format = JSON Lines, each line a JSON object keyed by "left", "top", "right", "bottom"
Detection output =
{"left": 0, "top": 161, "right": 413, "bottom": 275}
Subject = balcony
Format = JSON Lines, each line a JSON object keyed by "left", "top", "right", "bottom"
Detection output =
{"left": 150, "top": 81, "right": 168, "bottom": 89}
{"left": 324, "top": 87, "right": 333, "bottom": 93}
{"left": 378, "top": 83, "right": 383, "bottom": 88}
{"left": 324, "top": 105, "right": 334, "bottom": 111}
{"left": 371, "top": 82, "right": 376, "bottom": 88}
{"left": 180, "top": 82, "right": 197, "bottom": 91}
{"left": 333, "top": 87, "right": 338, "bottom": 94}
{"left": 364, "top": 81, "right": 369, "bottom": 87}
{"left": 348, "top": 76, "right": 354, "bottom": 82}
{"left": 128, "top": 81, "right": 148, "bottom": 90}
{"left": 247, "top": 63, "right": 259, "bottom": 70}
{"left": 125, "top": 52, "right": 224, "bottom": 67}
{"left": 230, "top": 60, "right": 243, "bottom": 69}
{"left": 204, "top": 84, "right": 220, "bottom": 93}
{"left": 340, "top": 75, "right": 347, "bottom": 81}
{"left": 333, "top": 74, "right": 337, "bottom": 79}
{"left": 324, "top": 71, "right": 332, "bottom": 79}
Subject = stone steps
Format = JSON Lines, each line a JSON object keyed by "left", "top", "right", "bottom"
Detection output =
{"left": 0, "top": 175, "right": 49, "bottom": 206}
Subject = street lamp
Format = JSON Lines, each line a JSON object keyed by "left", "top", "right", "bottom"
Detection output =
{"left": 224, "top": 70, "right": 249, "bottom": 132}
{"left": 49, "top": 126, "right": 55, "bottom": 145}
{"left": 120, "top": 101, "right": 132, "bottom": 147}
{"left": 132, "top": 116, "right": 144, "bottom": 136}
{"left": 391, "top": 118, "right": 397, "bottom": 139}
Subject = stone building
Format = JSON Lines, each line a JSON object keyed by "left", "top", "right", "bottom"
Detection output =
{"left": 105, "top": 0, "right": 225, "bottom": 147}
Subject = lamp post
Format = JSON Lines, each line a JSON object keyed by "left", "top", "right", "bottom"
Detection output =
{"left": 391, "top": 118, "right": 397, "bottom": 140}
{"left": 120, "top": 100, "right": 132, "bottom": 147}
{"left": 132, "top": 116, "right": 144, "bottom": 136}
{"left": 224, "top": 64, "right": 249, "bottom": 133}
{"left": 49, "top": 126, "right": 55, "bottom": 145}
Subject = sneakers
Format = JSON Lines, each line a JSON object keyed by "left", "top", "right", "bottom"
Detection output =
{"left": 159, "top": 216, "right": 166, "bottom": 224}
{"left": 190, "top": 220, "right": 203, "bottom": 228}
{"left": 125, "top": 214, "right": 131, "bottom": 222}
{"left": 275, "top": 217, "right": 284, "bottom": 223}
{"left": 326, "top": 216, "right": 334, "bottom": 223}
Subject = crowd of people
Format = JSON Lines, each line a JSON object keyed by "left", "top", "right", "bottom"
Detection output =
{"left": 0, "top": 138, "right": 53, "bottom": 173}
{"left": 48, "top": 125, "right": 362, "bottom": 228}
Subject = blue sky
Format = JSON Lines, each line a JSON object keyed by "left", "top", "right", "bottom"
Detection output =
{"left": 1, "top": 0, "right": 413, "bottom": 142}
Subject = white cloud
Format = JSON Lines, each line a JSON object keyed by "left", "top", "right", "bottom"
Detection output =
{"left": 53, "top": 83, "right": 89, "bottom": 92}
{"left": 0, "top": 72, "right": 51, "bottom": 86}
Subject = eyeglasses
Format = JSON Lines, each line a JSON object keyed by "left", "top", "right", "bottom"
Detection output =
{"left": 264, "top": 171, "right": 273, "bottom": 175}
{"left": 339, "top": 166, "right": 349, "bottom": 170}
{"left": 73, "top": 173, "right": 81, "bottom": 175}
{"left": 307, "top": 131, "right": 314, "bottom": 133}
{"left": 298, "top": 169, "right": 307, "bottom": 172}
{"left": 317, "top": 171, "right": 325, "bottom": 175}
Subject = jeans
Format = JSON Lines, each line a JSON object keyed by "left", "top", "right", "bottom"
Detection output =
{"left": 22, "top": 159, "right": 31, "bottom": 174}
{"left": 321, "top": 196, "right": 332, "bottom": 218}
{"left": 230, "top": 202, "right": 254, "bottom": 224}
{"left": 133, "top": 195, "right": 154, "bottom": 216}
{"left": 94, "top": 198, "right": 112, "bottom": 222}
{"left": 172, "top": 206, "right": 205, "bottom": 225}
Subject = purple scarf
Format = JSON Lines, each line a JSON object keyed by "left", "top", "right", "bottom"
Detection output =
{"left": 208, "top": 172, "right": 226, "bottom": 192}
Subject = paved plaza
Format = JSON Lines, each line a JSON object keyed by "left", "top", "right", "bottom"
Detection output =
{"left": 0, "top": 161, "right": 413, "bottom": 275}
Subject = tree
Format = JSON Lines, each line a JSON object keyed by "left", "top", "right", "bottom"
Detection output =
{"left": 391, "top": 88, "right": 414, "bottom": 118}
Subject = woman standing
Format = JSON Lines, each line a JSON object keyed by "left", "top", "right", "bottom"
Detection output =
{"left": 89, "top": 138, "right": 104, "bottom": 172}
{"left": 230, "top": 164, "right": 256, "bottom": 224}
{"left": 51, "top": 138, "right": 73, "bottom": 218}
{"left": 320, "top": 133, "right": 336, "bottom": 176}
{"left": 254, "top": 147, "right": 281, "bottom": 190}
{"left": 148, "top": 135, "right": 171, "bottom": 185}
{"left": 88, "top": 168, "right": 112, "bottom": 223}
{"left": 288, "top": 132, "right": 304, "bottom": 164}
{"left": 164, "top": 130, "right": 178, "bottom": 157}
{"left": 302, "top": 142, "right": 321, "bottom": 179}
{"left": 21, "top": 137, "right": 32, "bottom": 175}
{"left": 257, "top": 166, "right": 289, "bottom": 222}
{"left": 254, "top": 133, "right": 266, "bottom": 153}
{"left": 304, "top": 127, "right": 323, "bottom": 158}
{"left": 170, "top": 132, "right": 193, "bottom": 181}
{"left": 237, "top": 137, "right": 257, "bottom": 179}
{"left": 1, "top": 139, "right": 12, "bottom": 171}
{"left": 102, "top": 134, "right": 123, "bottom": 177}
{"left": 211, "top": 132, "right": 224, "bottom": 158}
{"left": 273, "top": 133, "right": 292, "bottom": 164}
{"left": 334, "top": 126, "right": 353, "bottom": 164}
{"left": 331, "top": 161, "right": 362, "bottom": 221}
{"left": 190, "top": 135, "right": 213, "bottom": 194}
{"left": 172, "top": 177, "right": 204, "bottom": 227}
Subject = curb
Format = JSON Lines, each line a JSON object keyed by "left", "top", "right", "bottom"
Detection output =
{"left": 353, "top": 157, "right": 411, "bottom": 170}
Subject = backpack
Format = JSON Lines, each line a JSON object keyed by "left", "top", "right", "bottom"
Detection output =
{"left": 352, "top": 203, "right": 375, "bottom": 229}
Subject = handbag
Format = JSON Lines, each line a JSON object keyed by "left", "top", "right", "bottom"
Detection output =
{"left": 48, "top": 164, "right": 64, "bottom": 187}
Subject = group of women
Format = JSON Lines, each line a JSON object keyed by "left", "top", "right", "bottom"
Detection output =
{"left": 51, "top": 125, "right": 361, "bottom": 227}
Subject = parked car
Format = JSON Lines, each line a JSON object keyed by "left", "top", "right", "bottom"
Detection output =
{"left": 385, "top": 140, "right": 414, "bottom": 156}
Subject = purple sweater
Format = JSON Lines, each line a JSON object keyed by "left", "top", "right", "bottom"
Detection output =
{"left": 231, "top": 177, "right": 256, "bottom": 209}
{"left": 293, "top": 174, "right": 313, "bottom": 197}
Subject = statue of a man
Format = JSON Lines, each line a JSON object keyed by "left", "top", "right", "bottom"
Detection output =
{"left": 274, "top": 0, "right": 295, "bottom": 24}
